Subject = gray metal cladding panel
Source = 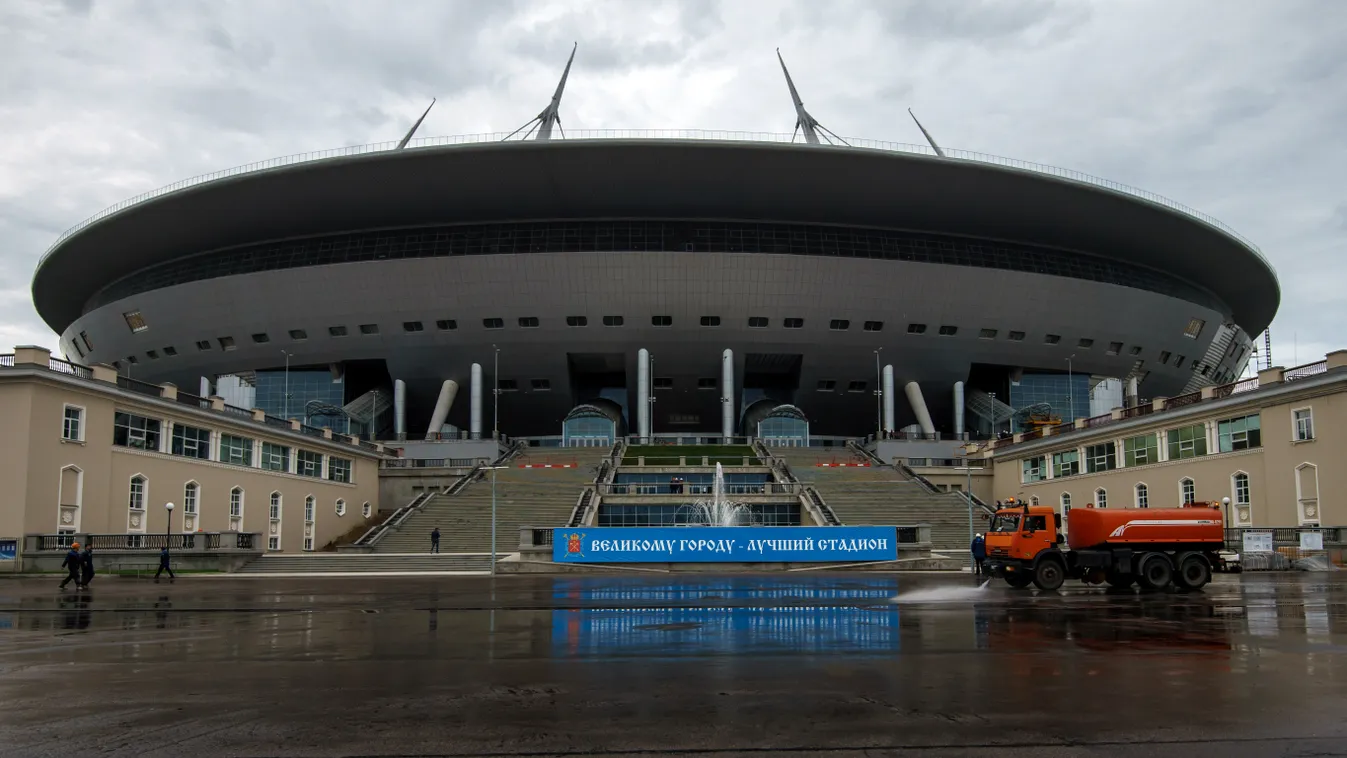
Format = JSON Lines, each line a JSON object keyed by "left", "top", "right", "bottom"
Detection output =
{"left": 67, "top": 252, "right": 1227, "bottom": 436}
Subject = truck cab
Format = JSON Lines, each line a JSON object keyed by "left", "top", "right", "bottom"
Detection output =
{"left": 984, "top": 505, "right": 1064, "bottom": 589}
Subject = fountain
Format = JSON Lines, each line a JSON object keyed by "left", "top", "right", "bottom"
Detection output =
{"left": 676, "top": 463, "right": 757, "bottom": 526}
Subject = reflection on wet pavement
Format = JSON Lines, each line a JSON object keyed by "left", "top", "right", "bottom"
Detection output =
{"left": 0, "top": 573, "right": 1344, "bottom": 756}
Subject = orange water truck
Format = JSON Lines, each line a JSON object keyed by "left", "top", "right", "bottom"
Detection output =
{"left": 984, "top": 502, "right": 1224, "bottom": 591}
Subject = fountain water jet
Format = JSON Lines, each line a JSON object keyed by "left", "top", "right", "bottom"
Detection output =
{"left": 676, "top": 463, "right": 757, "bottom": 526}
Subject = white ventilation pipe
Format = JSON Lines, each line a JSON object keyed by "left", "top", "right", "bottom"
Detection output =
{"left": 882, "top": 365, "right": 895, "bottom": 433}
{"left": 721, "top": 349, "right": 734, "bottom": 438}
{"left": 904, "top": 381, "right": 936, "bottom": 436}
{"left": 953, "top": 381, "right": 965, "bottom": 438}
{"left": 199, "top": 376, "right": 210, "bottom": 398}
{"left": 425, "top": 380, "right": 459, "bottom": 440}
{"left": 637, "top": 348, "right": 650, "bottom": 442}
{"left": 470, "top": 363, "right": 483, "bottom": 439}
{"left": 1126, "top": 376, "right": 1139, "bottom": 406}
{"left": 393, "top": 380, "right": 407, "bottom": 439}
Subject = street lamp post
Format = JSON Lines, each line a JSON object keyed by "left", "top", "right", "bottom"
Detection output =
{"left": 164, "top": 501, "right": 175, "bottom": 559}
{"left": 874, "top": 348, "right": 884, "bottom": 440}
{"left": 1066, "top": 354, "right": 1075, "bottom": 421}
{"left": 481, "top": 466, "right": 509, "bottom": 575}
{"left": 281, "top": 350, "right": 293, "bottom": 420}
{"left": 648, "top": 352, "right": 656, "bottom": 442}
{"left": 963, "top": 443, "right": 976, "bottom": 572}
{"left": 492, "top": 345, "right": 500, "bottom": 441}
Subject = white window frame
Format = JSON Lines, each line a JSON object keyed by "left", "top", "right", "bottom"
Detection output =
{"left": 219, "top": 434, "right": 254, "bottom": 467}
{"left": 61, "top": 404, "right": 85, "bottom": 442}
{"left": 268, "top": 491, "right": 282, "bottom": 551}
{"left": 1135, "top": 482, "right": 1149, "bottom": 509}
{"left": 182, "top": 480, "right": 199, "bottom": 533}
{"left": 171, "top": 422, "right": 213, "bottom": 460}
{"left": 335, "top": 499, "right": 346, "bottom": 517}
{"left": 304, "top": 495, "right": 315, "bottom": 523}
{"left": 128, "top": 474, "right": 147, "bottom": 511}
{"left": 1030, "top": 495, "right": 1040, "bottom": 506}
{"left": 1296, "top": 462, "right": 1320, "bottom": 525}
{"left": 1060, "top": 492, "right": 1071, "bottom": 509}
{"left": 1292, "top": 407, "right": 1314, "bottom": 442}
{"left": 269, "top": 491, "right": 282, "bottom": 520}
{"left": 229, "top": 487, "right": 244, "bottom": 517}
{"left": 1094, "top": 487, "right": 1107, "bottom": 509}
{"left": 1231, "top": 471, "right": 1250, "bottom": 506}
{"left": 1179, "top": 477, "right": 1196, "bottom": 505}
{"left": 362, "top": 501, "right": 372, "bottom": 518}
{"left": 58, "top": 464, "right": 84, "bottom": 533}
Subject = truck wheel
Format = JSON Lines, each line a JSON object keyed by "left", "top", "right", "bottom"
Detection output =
{"left": 1105, "top": 572, "right": 1135, "bottom": 589}
{"left": 1005, "top": 573, "right": 1033, "bottom": 589}
{"left": 1032, "top": 560, "right": 1065, "bottom": 591}
{"left": 1174, "top": 554, "right": 1211, "bottom": 590}
{"left": 1136, "top": 554, "right": 1173, "bottom": 590}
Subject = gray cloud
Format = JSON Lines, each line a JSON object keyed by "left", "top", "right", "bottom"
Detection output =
{"left": 1, "top": 0, "right": 1344, "bottom": 371}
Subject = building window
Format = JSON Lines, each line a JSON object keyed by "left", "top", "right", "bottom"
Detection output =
{"left": 1060, "top": 492, "right": 1071, "bottom": 510}
{"left": 1095, "top": 488, "right": 1107, "bottom": 509}
{"left": 128, "top": 475, "right": 146, "bottom": 511}
{"left": 1184, "top": 318, "right": 1205, "bottom": 339}
{"left": 1233, "top": 473, "right": 1250, "bottom": 507}
{"left": 146, "top": 350, "right": 159, "bottom": 360}
{"left": 697, "top": 378, "right": 717, "bottom": 390}
{"left": 362, "top": 502, "right": 372, "bottom": 518}
{"left": 1174, "top": 355, "right": 1186, "bottom": 369}
{"left": 230, "top": 487, "right": 244, "bottom": 517}
{"left": 783, "top": 318, "right": 804, "bottom": 329}
{"left": 62, "top": 405, "right": 84, "bottom": 442}
{"left": 123, "top": 310, "right": 148, "bottom": 333}
{"left": 748, "top": 317, "right": 768, "bottom": 328}
{"left": 80, "top": 331, "right": 93, "bottom": 351}
{"left": 297, "top": 450, "right": 323, "bottom": 478}
{"left": 907, "top": 323, "right": 927, "bottom": 334}
{"left": 828, "top": 319, "right": 850, "bottom": 331}
{"left": 1217, "top": 414, "right": 1261, "bottom": 452}
{"left": 436, "top": 319, "right": 457, "bottom": 330}
{"left": 1123, "top": 434, "right": 1156, "bottom": 466}
{"left": 498, "top": 379, "right": 518, "bottom": 391}
{"left": 652, "top": 316, "right": 673, "bottom": 327}
{"left": 1007, "top": 331, "right": 1025, "bottom": 341}
{"left": 220, "top": 434, "right": 254, "bottom": 467}
{"left": 1297, "top": 464, "right": 1319, "bottom": 524}
{"left": 1135, "top": 483, "right": 1149, "bottom": 508}
{"left": 700, "top": 316, "right": 721, "bottom": 327}
{"left": 304, "top": 496, "right": 315, "bottom": 523}
{"left": 269, "top": 492, "right": 282, "bottom": 520}
{"left": 1294, "top": 408, "right": 1314, "bottom": 441}
{"left": 403, "top": 321, "right": 424, "bottom": 332}
{"left": 653, "top": 377, "right": 673, "bottom": 390}
{"left": 1022, "top": 456, "right": 1045, "bottom": 483}
{"left": 938, "top": 325, "right": 958, "bottom": 336}
{"left": 1128, "top": 345, "right": 1142, "bottom": 356}
{"left": 1044, "top": 334, "right": 1061, "bottom": 345}
{"left": 329, "top": 326, "right": 348, "bottom": 337}
{"left": 113, "top": 412, "right": 161, "bottom": 450}
{"left": 195, "top": 340, "right": 211, "bottom": 351}
{"left": 218, "top": 336, "right": 236, "bottom": 351}
{"left": 171, "top": 423, "right": 211, "bottom": 460}
{"left": 1084, "top": 442, "right": 1116, "bottom": 473}
{"left": 1030, "top": 496, "right": 1040, "bottom": 506}
{"left": 1180, "top": 477, "right": 1196, "bottom": 505}
{"left": 289, "top": 329, "right": 308, "bottom": 340}
{"left": 1159, "top": 351, "right": 1171, "bottom": 365}
{"left": 863, "top": 321, "right": 883, "bottom": 332}
{"left": 602, "top": 316, "right": 624, "bottom": 327}
{"left": 847, "top": 381, "right": 867, "bottom": 393}
{"left": 518, "top": 317, "right": 540, "bottom": 328}
{"left": 531, "top": 378, "right": 551, "bottom": 391}
{"left": 125, "top": 355, "right": 139, "bottom": 365}
{"left": 483, "top": 318, "right": 504, "bottom": 329}
{"left": 566, "top": 316, "right": 588, "bottom": 327}
{"left": 816, "top": 380, "right": 836, "bottom": 392}
{"left": 978, "top": 328, "right": 997, "bottom": 339}
{"left": 262, "top": 442, "right": 291, "bottom": 473}
{"left": 1167, "top": 423, "right": 1207, "bottom": 460}
{"left": 328, "top": 457, "right": 352, "bottom": 483}
{"left": 335, "top": 499, "right": 347, "bottom": 517}
{"left": 359, "top": 324, "right": 379, "bottom": 335}
{"left": 251, "top": 333, "right": 270, "bottom": 344}
{"left": 1107, "top": 341, "right": 1123, "bottom": 355}
{"left": 1052, "top": 450, "right": 1080, "bottom": 478}
{"left": 183, "top": 482, "right": 198, "bottom": 515}
{"left": 1077, "top": 338, "right": 1094, "bottom": 349}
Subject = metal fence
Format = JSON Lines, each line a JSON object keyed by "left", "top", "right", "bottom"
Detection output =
{"left": 48, "top": 358, "right": 92, "bottom": 379}
{"left": 597, "top": 482, "right": 803, "bottom": 497}
{"left": 32, "top": 532, "right": 260, "bottom": 551}
{"left": 116, "top": 375, "right": 164, "bottom": 398}
{"left": 382, "top": 458, "right": 485, "bottom": 469}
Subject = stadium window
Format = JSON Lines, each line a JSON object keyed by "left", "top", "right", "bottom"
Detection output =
{"left": 816, "top": 380, "right": 836, "bottom": 391}
{"left": 80, "top": 331, "right": 93, "bottom": 351}
{"left": 195, "top": 340, "right": 211, "bottom": 351}
{"left": 907, "top": 323, "right": 927, "bottom": 334}
{"left": 1077, "top": 338, "right": 1093, "bottom": 349}
{"left": 863, "top": 321, "right": 883, "bottom": 332}
{"left": 518, "top": 317, "right": 540, "bottom": 328}
{"left": 829, "top": 319, "right": 850, "bottom": 331}
{"left": 566, "top": 316, "right": 588, "bottom": 327}
{"left": 653, "top": 377, "right": 673, "bottom": 390}
{"left": 435, "top": 319, "right": 457, "bottom": 330}
{"left": 652, "top": 316, "right": 673, "bottom": 327}
{"left": 146, "top": 350, "right": 159, "bottom": 360}
{"left": 700, "top": 316, "right": 721, "bottom": 327}
{"left": 603, "top": 316, "right": 624, "bottom": 327}
{"left": 498, "top": 379, "right": 518, "bottom": 392}
{"left": 531, "top": 379, "right": 551, "bottom": 391}
{"left": 847, "top": 380, "right": 867, "bottom": 393}
{"left": 748, "top": 317, "right": 769, "bottom": 328}
{"left": 359, "top": 324, "right": 379, "bottom": 335}
{"left": 979, "top": 328, "right": 997, "bottom": 339}
{"left": 218, "top": 336, "right": 236, "bottom": 351}
{"left": 162, "top": 346, "right": 177, "bottom": 356}
{"left": 289, "top": 329, "right": 308, "bottom": 341}
{"left": 1106, "top": 341, "right": 1123, "bottom": 355}
{"left": 1174, "top": 355, "right": 1186, "bottom": 369}
{"left": 1128, "top": 345, "right": 1142, "bottom": 356}
{"left": 697, "top": 377, "right": 717, "bottom": 390}
{"left": 483, "top": 318, "right": 504, "bottom": 329}
{"left": 125, "top": 355, "right": 138, "bottom": 365}
{"left": 938, "top": 325, "right": 958, "bottom": 336}
{"left": 1044, "top": 334, "right": 1061, "bottom": 345}
{"left": 402, "top": 321, "right": 424, "bottom": 333}
{"left": 1008, "top": 331, "right": 1025, "bottom": 341}
{"left": 783, "top": 318, "right": 804, "bottom": 329}
{"left": 328, "top": 326, "right": 348, "bottom": 337}
{"left": 1184, "top": 318, "right": 1205, "bottom": 339}
{"left": 1159, "top": 350, "right": 1172, "bottom": 365}
{"left": 251, "top": 333, "right": 270, "bottom": 344}
{"left": 123, "top": 311, "right": 148, "bottom": 333}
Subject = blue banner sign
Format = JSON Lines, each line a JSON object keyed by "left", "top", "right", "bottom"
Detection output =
{"left": 0, "top": 540, "right": 15, "bottom": 561}
{"left": 552, "top": 526, "right": 898, "bottom": 563}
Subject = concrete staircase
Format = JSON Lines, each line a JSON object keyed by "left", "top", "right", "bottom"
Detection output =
{"left": 372, "top": 448, "right": 605, "bottom": 555}
{"left": 233, "top": 553, "right": 492, "bottom": 575}
{"left": 771, "top": 448, "right": 975, "bottom": 551}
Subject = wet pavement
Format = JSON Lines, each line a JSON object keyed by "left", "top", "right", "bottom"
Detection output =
{"left": 1, "top": 572, "right": 1345, "bottom": 757}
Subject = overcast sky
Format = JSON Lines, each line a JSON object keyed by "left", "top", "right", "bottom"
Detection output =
{"left": 2, "top": 0, "right": 1343, "bottom": 369}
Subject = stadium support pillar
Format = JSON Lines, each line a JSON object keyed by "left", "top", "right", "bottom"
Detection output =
{"left": 904, "top": 381, "right": 936, "bottom": 437}
{"left": 637, "top": 348, "right": 650, "bottom": 443}
{"left": 393, "top": 380, "right": 407, "bottom": 440}
{"left": 721, "top": 349, "right": 734, "bottom": 439}
{"left": 470, "top": 363, "right": 483, "bottom": 440}
{"left": 425, "top": 380, "right": 459, "bottom": 440}
{"left": 953, "top": 381, "right": 965, "bottom": 438}
{"left": 882, "top": 365, "right": 896, "bottom": 434}
{"left": 199, "top": 376, "right": 210, "bottom": 398}
{"left": 1126, "top": 376, "right": 1139, "bottom": 408}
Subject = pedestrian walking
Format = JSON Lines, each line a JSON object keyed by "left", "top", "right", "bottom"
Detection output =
{"left": 430, "top": 527, "right": 441, "bottom": 554}
{"left": 154, "top": 546, "right": 175, "bottom": 583}
{"left": 971, "top": 533, "right": 987, "bottom": 577}
{"left": 59, "top": 543, "right": 82, "bottom": 590}
{"left": 79, "top": 544, "right": 95, "bottom": 589}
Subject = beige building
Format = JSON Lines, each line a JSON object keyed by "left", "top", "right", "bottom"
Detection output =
{"left": 980, "top": 352, "right": 1347, "bottom": 530}
{"left": 1, "top": 346, "right": 384, "bottom": 568}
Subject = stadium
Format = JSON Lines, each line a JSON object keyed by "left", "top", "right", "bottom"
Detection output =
{"left": 30, "top": 54, "right": 1279, "bottom": 448}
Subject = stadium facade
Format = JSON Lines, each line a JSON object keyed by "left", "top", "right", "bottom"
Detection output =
{"left": 30, "top": 54, "right": 1279, "bottom": 447}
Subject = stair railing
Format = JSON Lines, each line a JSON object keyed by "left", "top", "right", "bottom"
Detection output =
{"left": 352, "top": 491, "right": 435, "bottom": 547}
{"left": 802, "top": 486, "right": 842, "bottom": 526}
{"left": 566, "top": 487, "right": 596, "bottom": 528}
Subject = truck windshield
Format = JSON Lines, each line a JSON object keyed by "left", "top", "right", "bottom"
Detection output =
{"left": 990, "top": 514, "right": 1021, "bottom": 532}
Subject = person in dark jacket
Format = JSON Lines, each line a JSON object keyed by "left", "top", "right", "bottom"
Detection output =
{"left": 59, "top": 543, "right": 82, "bottom": 589}
{"left": 154, "top": 546, "right": 175, "bottom": 583}
{"left": 430, "top": 527, "right": 441, "bottom": 554}
{"left": 970, "top": 534, "right": 987, "bottom": 576}
{"left": 79, "top": 545, "right": 95, "bottom": 589}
